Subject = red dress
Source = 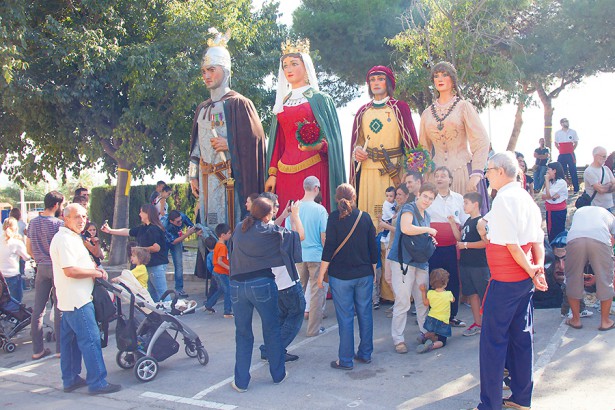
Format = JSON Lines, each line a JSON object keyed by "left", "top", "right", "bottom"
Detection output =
{"left": 269, "top": 102, "right": 330, "bottom": 213}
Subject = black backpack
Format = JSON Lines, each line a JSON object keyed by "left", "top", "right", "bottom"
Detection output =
{"left": 92, "top": 280, "right": 116, "bottom": 348}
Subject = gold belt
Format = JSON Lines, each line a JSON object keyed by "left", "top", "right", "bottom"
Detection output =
{"left": 366, "top": 146, "right": 403, "bottom": 161}
{"left": 278, "top": 154, "right": 321, "bottom": 174}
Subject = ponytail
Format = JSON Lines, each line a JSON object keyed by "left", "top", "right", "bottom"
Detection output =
{"left": 335, "top": 183, "right": 356, "bottom": 219}
{"left": 242, "top": 197, "right": 273, "bottom": 232}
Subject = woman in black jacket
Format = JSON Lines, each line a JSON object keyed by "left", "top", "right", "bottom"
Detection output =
{"left": 318, "top": 184, "right": 378, "bottom": 370}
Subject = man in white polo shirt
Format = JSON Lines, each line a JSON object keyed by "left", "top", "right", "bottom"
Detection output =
{"left": 50, "top": 203, "right": 121, "bottom": 395}
{"left": 554, "top": 117, "right": 580, "bottom": 192}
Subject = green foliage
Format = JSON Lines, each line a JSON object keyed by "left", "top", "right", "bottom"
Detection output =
{"left": 0, "top": 0, "right": 284, "bottom": 184}
{"left": 90, "top": 182, "right": 196, "bottom": 245}
{"left": 388, "top": 0, "right": 529, "bottom": 112}
{"left": 293, "top": 0, "right": 407, "bottom": 86}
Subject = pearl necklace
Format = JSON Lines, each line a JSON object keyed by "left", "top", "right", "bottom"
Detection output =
{"left": 431, "top": 96, "right": 460, "bottom": 131}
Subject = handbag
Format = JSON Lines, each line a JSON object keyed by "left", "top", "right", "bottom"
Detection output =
{"left": 397, "top": 203, "right": 436, "bottom": 273}
{"left": 575, "top": 167, "right": 604, "bottom": 209}
{"left": 324, "top": 211, "right": 363, "bottom": 283}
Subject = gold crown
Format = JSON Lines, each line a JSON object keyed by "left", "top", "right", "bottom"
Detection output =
{"left": 281, "top": 38, "right": 310, "bottom": 55}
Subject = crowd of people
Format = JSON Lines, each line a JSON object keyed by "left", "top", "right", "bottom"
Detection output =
{"left": 1, "top": 33, "right": 614, "bottom": 410}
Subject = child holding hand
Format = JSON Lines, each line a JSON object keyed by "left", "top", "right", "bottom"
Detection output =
{"left": 417, "top": 269, "right": 454, "bottom": 353}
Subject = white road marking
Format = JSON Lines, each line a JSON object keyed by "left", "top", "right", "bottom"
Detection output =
{"left": 396, "top": 373, "right": 479, "bottom": 409}
{"left": 0, "top": 367, "right": 37, "bottom": 378}
{"left": 0, "top": 356, "right": 54, "bottom": 378}
{"left": 533, "top": 318, "right": 569, "bottom": 386}
{"left": 141, "top": 391, "right": 237, "bottom": 409}
{"left": 191, "top": 324, "right": 339, "bottom": 400}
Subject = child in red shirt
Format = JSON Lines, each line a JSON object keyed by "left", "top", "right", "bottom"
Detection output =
{"left": 204, "top": 224, "right": 233, "bottom": 317}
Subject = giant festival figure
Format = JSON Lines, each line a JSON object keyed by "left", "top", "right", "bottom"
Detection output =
{"left": 265, "top": 39, "right": 346, "bottom": 213}
{"left": 189, "top": 29, "right": 267, "bottom": 231}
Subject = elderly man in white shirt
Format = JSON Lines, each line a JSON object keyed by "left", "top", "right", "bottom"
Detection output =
{"left": 50, "top": 203, "right": 121, "bottom": 395}
{"left": 469, "top": 152, "right": 547, "bottom": 410}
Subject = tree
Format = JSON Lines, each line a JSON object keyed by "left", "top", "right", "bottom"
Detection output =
{"left": 388, "top": 0, "right": 529, "bottom": 114}
{"left": 512, "top": 0, "right": 615, "bottom": 149}
{"left": 1, "top": 0, "right": 284, "bottom": 264}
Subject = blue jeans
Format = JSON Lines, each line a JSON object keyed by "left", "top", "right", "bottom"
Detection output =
{"left": 60, "top": 302, "right": 109, "bottom": 392}
{"left": 260, "top": 282, "right": 306, "bottom": 358}
{"left": 206, "top": 272, "right": 232, "bottom": 315}
{"left": 147, "top": 264, "right": 169, "bottom": 302}
{"left": 169, "top": 243, "right": 184, "bottom": 292}
{"left": 534, "top": 165, "right": 547, "bottom": 191}
{"left": 5, "top": 275, "right": 23, "bottom": 303}
{"left": 329, "top": 275, "right": 374, "bottom": 368}
{"left": 230, "top": 277, "right": 285, "bottom": 389}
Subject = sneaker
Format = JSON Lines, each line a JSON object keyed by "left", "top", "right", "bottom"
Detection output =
{"left": 463, "top": 324, "right": 482, "bottom": 337}
{"left": 88, "top": 383, "right": 121, "bottom": 395}
{"left": 565, "top": 310, "right": 594, "bottom": 319}
{"left": 411, "top": 307, "right": 417, "bottom": 315}
{"left": 395, "top": 342, "right": 408, "bottom": 354}
{"left": 503, "top": 375, "right": 511, "bottom": 390}
{"left": 285, "top": 353, "right": 299, "bottom": 362}
{"left": 230, "top": 381, "right": 247, "bottom": 393}
{"left": 450, "top": 318, "right": 466, "bottom": 327}
{"left": 177, "top": 290, "right": 189, "bottom": 298}
{"left": 416, "top": 339, "right": 434, "bottom": 353}
{"left": 204, "top": 306, "right": 216, "bottom": 314}
{"left": 373, "top": 302, "right": 380, "bottom": 310}
{"left": 223, "top": 313, "right": 234, "bottom": 319}
{"left": 416, "top": 333, "right": 427, "bottom": 344}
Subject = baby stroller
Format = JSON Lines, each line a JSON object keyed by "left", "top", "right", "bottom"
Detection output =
{"left": 98, "top": 278, "right": 208, "bottom": 382}
{"left": 0, "top": 271, "right": 32, "bottom": 353}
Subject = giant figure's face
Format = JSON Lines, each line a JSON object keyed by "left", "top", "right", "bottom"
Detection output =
{"left": 433, "top": 71, "right": 453, "bottom": 95}
{"left": 202, "top": 65, "right": 225, "bottom": 90}
{"left": 282, "top": 56, "right": 307, "bottom": 88}
{"left": 369, "top": 74, "right": 388, "bottom": 99}
{"left": 553, "top": 247, "right": 565, "bottom": 285}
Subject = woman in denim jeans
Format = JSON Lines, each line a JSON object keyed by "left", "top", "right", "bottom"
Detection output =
{"left": 228, "top": 197, "right": 303, "bottom": 392}
{"left": 102, "top": 204, "right": 169, "bottom": 302}
{"left": 318, "top": 184, "right": 379, "bottom": 370}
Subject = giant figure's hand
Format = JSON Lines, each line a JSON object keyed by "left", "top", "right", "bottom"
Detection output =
{"left": 298, "top": 142, "right": 323, "bottom": 152}
{"left": 265, "top": 175, "right": 276, "bottom": 193}
{"left": 467, "top": 174, "right": 481, "bottom": 192}
{"left": 354, "top": 147, "right": 368, "bottom": 162}
{"left": 210, "top": 137, "right": 229, "bottom": 152}
{"left": 190, "top": 179, "right": 199, "bottom": 197}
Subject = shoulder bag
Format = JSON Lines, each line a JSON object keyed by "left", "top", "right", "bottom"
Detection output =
{"left": 575, "top": 167, "right": 604, "bottom": 209}
{"left": 397, "top": 203, "right": 436, "bottom": 274}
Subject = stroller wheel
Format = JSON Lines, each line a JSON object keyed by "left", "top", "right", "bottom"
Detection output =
{"left": 197, "top": 347, "right": 209, "bottom": 366}
{"left": 116, "top": 351, "right": 136, "bottom": 369}
{"left": 134, "top": 356, "right": 158, "bottom": 382}
{"left": 185, "top": 343, "right": 198, "bottom": 358}
{"left": 3, "top": 342, "right": 16, "bottom": 353}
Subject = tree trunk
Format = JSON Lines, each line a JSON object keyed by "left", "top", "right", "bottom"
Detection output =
{"left": 535, "top": 82, "right": 554, "bottom": 150}
{"left": 108, "top": 161, "right": 131, "bottom": 266}
{"left": 506, "top": 98, "right": 525, "bottom": 151}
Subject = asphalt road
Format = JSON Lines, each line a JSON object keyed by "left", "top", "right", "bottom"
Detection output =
{"left": 2, "top": 266, "right": 614, "bottom": 410}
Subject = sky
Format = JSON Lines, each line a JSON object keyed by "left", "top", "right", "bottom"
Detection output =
{"left": 2, "top": 1, "right": 612, "bottom": 189}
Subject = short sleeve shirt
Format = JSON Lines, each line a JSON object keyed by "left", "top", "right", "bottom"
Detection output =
{"left": 286, "top": 200, "right": 328, "bottom": 262}
{"left": 213, "top": 242, "right": 229, "bottom": 275}
{"left": 568, "top": 206, "right": 615, "bottom": 246}
{"left": 427, "top": 290, "right": 454, "bottom": 323}
{"left": 50, "top": 227, "right": 96, "bottom": 311}
{"left": 129, "top": 224, "right": 168, "bottom": 267}
{"left": 583, "top": 165, "right": 615, "bottom": 209}
{"left": 28, "top": 215, "right": 64, "bottom": 266}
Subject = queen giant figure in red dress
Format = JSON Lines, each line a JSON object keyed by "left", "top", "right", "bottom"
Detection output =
{"left": 265, "top": 39, "right": 345, "bottom": 213}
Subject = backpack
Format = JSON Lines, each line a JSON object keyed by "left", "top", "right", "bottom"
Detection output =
{"left": 92, "top": 280, "right": 116, "bottom": 348}
{"left": 397, "top": 203, "right": 436, "bottom": 273}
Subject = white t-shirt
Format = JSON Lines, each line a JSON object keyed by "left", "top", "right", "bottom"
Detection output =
{"left": 583, "top": 165, "right": 615, "bottom": 209}
{"left": 50, "top": 227, "right": 96, "bottom": 311}
{"left": 485, "top": 181, "right": 544, "bottom": 246}
{"left": 568, "top": 206, "right": 615, "bottom": 246}
{"left": 544, "top": 179, "right": 568, "bottom": 205}
{"left": 0, "top": 234, "right": 30, "bottom": 277}
{"left": 427, "top": 190, "right": 469, "bottom": 225}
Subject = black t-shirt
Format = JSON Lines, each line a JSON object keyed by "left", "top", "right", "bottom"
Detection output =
{"left": 534, "top": 147, "right": 550, "bottom": 166}
{"left": 129, "top": 224, "right": 168, "bottom": 267}
{"left": 459, "top": 216, "right": 488, "bottom": 267}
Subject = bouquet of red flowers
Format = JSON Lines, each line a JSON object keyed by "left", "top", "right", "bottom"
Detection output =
{"left": 406, "top": 145, "right": 435, "bottom": 174}
{"left": 296, "top": 120, "right": 324, "bottom": 147}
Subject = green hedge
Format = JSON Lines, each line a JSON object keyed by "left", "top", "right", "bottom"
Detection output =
{"left": 90, "top": 183, "right": 197, "bottom": 244}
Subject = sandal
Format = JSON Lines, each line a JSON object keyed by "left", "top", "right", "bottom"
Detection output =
{"left": 32, "top": 347, "right": 51, "bottom": 360}
{"left": 565, "top": 319, "right": 582, "bottom": 329}
{"left": 598, "top": 322, "right": 615, "bottom": 331}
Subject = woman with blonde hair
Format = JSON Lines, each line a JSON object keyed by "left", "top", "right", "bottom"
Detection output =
{"left": 0, "top": 217, "right": 32, "bottom": 302}
{"left": 318, "top": 184, "right": 378, "bottom": 370}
